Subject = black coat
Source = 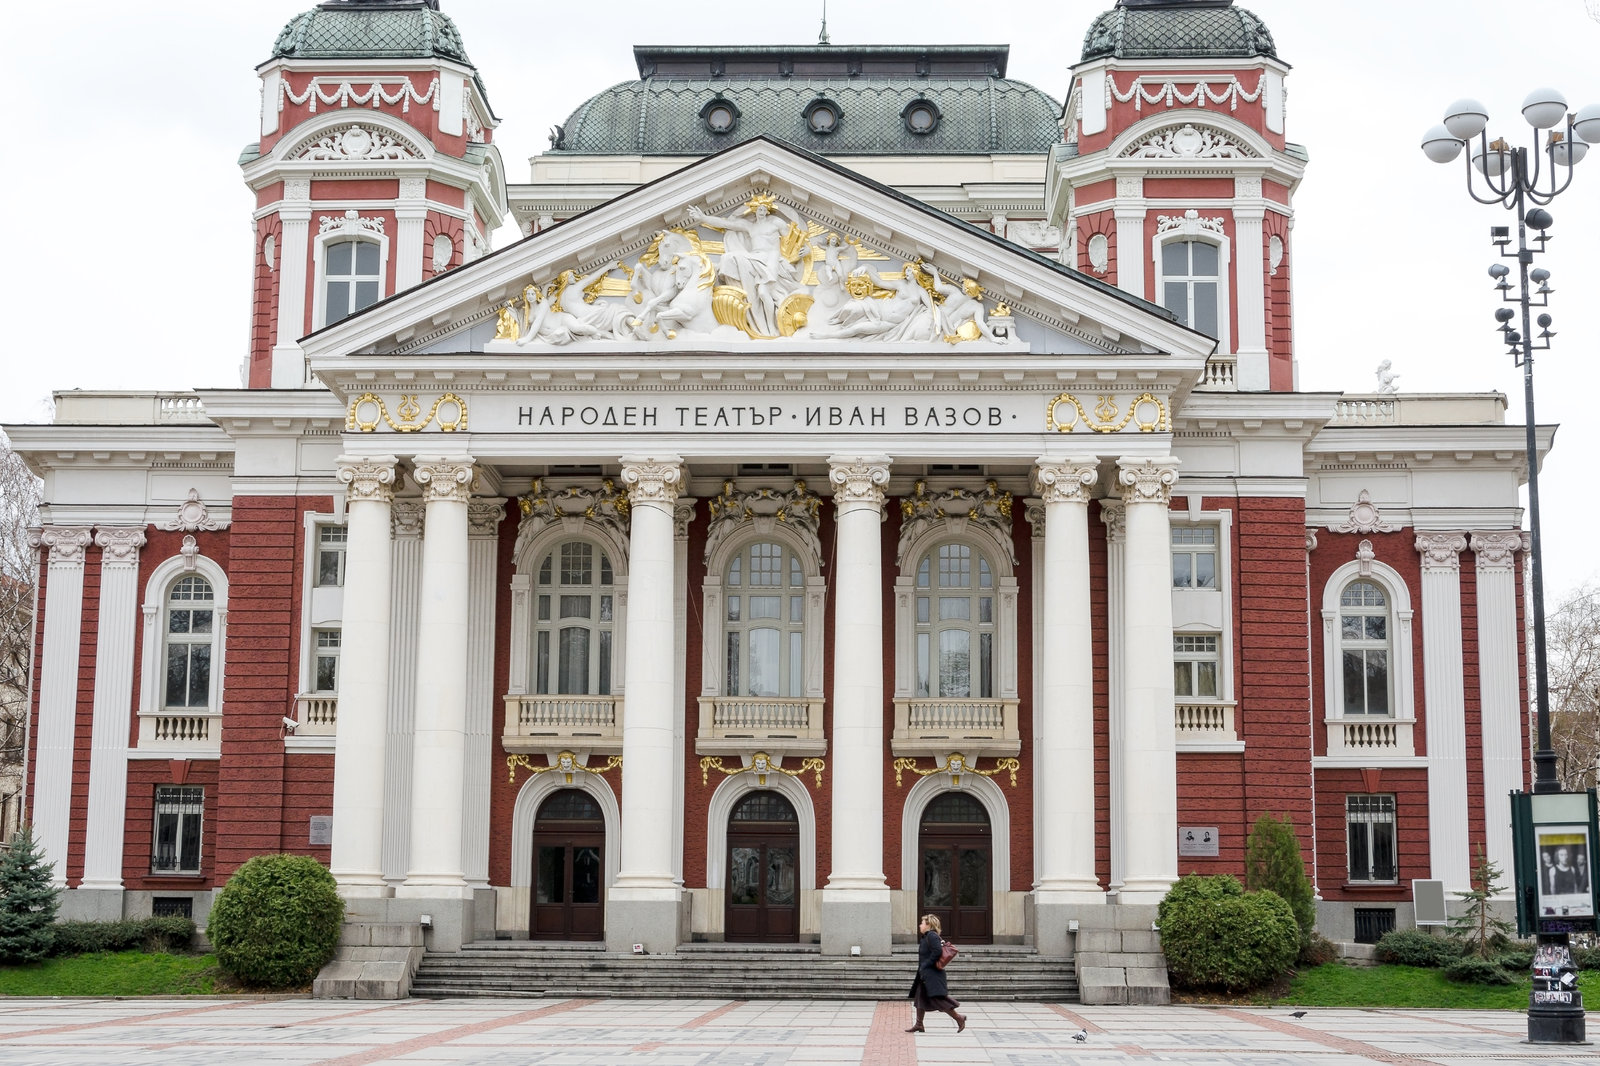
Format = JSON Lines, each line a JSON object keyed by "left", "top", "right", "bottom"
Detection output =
{"left": 908, "top": 928, "right": 949, "bottom": 999}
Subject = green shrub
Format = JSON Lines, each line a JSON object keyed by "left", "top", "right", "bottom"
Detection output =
{"left": 1299, "top": 932, "right": 1341, "bottom": 967}
{"left": 1245, "top": 813, "right": 1316, "bottom": 951}
{"left": 207, "top": 854, "right": 344, "bottom": 989}
{"left": 1573, "top": 946, "right": 1600, "bottom": 971}
{"left": 1444, "top": 954, "right": 1517, "bottom": 986}
{"left": 51, "top": 917, "right": 196, "bottom": 957}
{"left": 0, "top": 825, "right": 60, "bottom": 964}
{"left": 1494, "top": 949, "right": 1534, "bottom": 972}
{"left": 1374, "top": 929, "right": 1464, "bottom": 968}
{"left": 1158, "top": 874, "right": 1301, "bottom": 992}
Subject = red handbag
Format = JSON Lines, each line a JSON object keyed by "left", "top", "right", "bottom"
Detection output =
{"left": 937, "top": 939, "right": 959, "bottom": 970}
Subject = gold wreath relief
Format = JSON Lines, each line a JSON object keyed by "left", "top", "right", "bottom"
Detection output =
{"left": 347, "top": 392, "right": 469, "bottom": 433}
{"left": 1046, "top": 391, "right": 1169, "bottom": 434}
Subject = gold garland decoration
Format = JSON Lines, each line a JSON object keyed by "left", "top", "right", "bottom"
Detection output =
{"left": 346, "top": 392, "right": 469, "bottom": 433}
{"left": 700, "top": 751, "right": 825, "bottom": 788}
{"left": 1046, "top": 391, "right": 1169, "bottom": 434}
{"left": 892, "top": 753, "right": 1020, "bottom": 789}
{"left": 507, "top": 750, "right": 622, "bottom": 786}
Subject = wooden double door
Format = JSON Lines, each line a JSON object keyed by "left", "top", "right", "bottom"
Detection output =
{"left": 530, "top": 790, "right": 604, "bottom": 941}
{"left": 918, "top": 791, "right": 992, "bottom": 944}
{"left": 725, "top": 791, "right": 800, "bottom": 943}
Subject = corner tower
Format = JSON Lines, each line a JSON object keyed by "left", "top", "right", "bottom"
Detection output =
{"left": 240, "top": 0, "right": 508, "bottom": 388}
{"left": 1046, "top": 0, "right": 1302, "bottom": 390}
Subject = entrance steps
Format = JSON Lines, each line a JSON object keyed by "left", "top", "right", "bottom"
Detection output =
{"left": 411, "top": 941, "right": 1079, "bottom": 1001}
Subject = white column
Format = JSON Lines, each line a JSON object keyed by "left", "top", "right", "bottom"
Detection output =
{"left": 81, "top": 527, "right": 146, "bottom": 891}
{"left": 330, "top": 456, "right": 398, "bottom": 896}
{"left": 462, "top": 498, "right": 504, "bottom": 889}
{"left": 822, "top": 456, "right": 892, "bottom": 955}
{"left": 1032, "top": 460, "right": 1103, "bottom": 903}
{"left": 1417, "top": 532, "right": 1471, "bottom": 892}
{"left": 1099, "top": 500, "right": 1128, "bottom": 895}
{"left": 1233, "top": 200, "right": 1270, "bottom": 391}
{"left": 396, "top": 179, "right": 427, "bottom": 291}
{"left": 1114, "top": 181, "right": 1147, "bottom": 301}
{"left": 607, "top": 459, "right": 685, "bottom": 951}
{"left": 400, "top": 456, "right": 475, "bottom": 897}
{"left": 672, "top": 499, "right": 697, "bottom": 887}
{"left": 1473, "top": 531, "right": 1528, "bottom": 890}
{"left": 271, "top": 181, "right": 312, "bottom": 388}
{"left": 27, "top": 526, "right": 93, "bottom": 886}
{"left": 1116, "top": 457, "right": 1181, "bottom": 904}
{"left": 382, "top": 499, "right": 424, "bottom": 885}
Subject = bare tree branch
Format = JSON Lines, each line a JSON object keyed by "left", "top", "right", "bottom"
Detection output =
{"left": 0, "top": 434, "right": 40, "bottom": 782}
{"left": 1547, "top": 583, "right": 1600, "bottom": 792}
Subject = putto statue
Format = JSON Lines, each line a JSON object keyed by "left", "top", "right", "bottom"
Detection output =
{"left": 1375, "top": 359, "right": 1400, "bottom": 395}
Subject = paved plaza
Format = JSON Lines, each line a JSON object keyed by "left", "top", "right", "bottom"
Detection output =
{"left": 2, "top": 997, "right": 1599, "bottom": 1066}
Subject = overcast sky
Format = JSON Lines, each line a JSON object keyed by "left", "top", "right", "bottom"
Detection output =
{"left": 5, "top": 0, "right": 1599, "bottom": 598}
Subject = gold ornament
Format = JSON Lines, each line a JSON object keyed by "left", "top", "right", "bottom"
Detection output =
{"left": 700, "top": 751, "right": 825, "bottom": 788}
{"left": 892, "top": 754, "right": 1019, "bottom": 788}
{"left": 1046, "top": 391, "right": 1169, "bottom": 434}
{"left": 507, "top": 750, "right": 622, "bottom": 786}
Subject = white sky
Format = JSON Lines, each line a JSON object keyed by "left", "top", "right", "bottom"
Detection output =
{"left": 5, "top": 0, "right": 1599, "bottom": 598}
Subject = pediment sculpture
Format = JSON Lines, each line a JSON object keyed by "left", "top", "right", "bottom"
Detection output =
{"left": 491, "top": 194, "right": 1021, "bottom": 347}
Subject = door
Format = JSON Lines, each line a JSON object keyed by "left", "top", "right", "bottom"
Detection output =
{"left": 918, "top": 791, "right": 992, "bottom": 944}
{"left": 530, "top": 789, "right": 604, "bottom": 941}
{"left": 725, "top": 791, "right": 800, "bottom": 943}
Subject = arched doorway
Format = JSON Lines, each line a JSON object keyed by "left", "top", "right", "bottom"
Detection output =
{"left": 918, "top": 791, "right": 992, "bottom": 944}
{"left": 530, "top": 789, "right": 604, "bottom": 940}
{"left": 725, "top": 791, "right": 799, "bottom": 943}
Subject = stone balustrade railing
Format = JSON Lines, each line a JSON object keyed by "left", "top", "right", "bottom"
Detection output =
{"left": 696, "top": 696, "right": 825, "bottom": 756}
{"left": 138, "top": 711, "right": 222, "bottom": 751}
{"left": 1174, "top": 700, "right": 1236, "bottom": 742}
{"left": 502, "top": 694, "right": 623, "bottom": 753}
{"left": 294, "top": 694, "right": 338, "bottom": 736}
{"left": 1325, "top": 716, "right": 1414, "bottom": 758}
{"left": 892, "top": 697, "right": 1020, "bottom": 758}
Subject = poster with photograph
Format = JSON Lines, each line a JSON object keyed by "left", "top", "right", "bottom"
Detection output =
{"left": 1535, "top": 825, "right": 1594, "bottom": 919}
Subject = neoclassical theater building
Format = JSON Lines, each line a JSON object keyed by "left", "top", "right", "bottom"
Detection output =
{"left": 12, "top": 0, "right": 1542, "bottom": 970}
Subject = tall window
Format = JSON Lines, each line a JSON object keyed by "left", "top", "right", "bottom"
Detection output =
{"left": 324, "top": 239, "right": 381, "bottom": 325}
{"left": 1346, "top": 794, "right": 1397, "bottom": 883}
{"left": 1340, "top": 581, "right": 1390, "bottom": 715}
{"left": 1171, "top": 526, "right": 1217, "bottom": 588}
{"left": 915, "top": 543, "right": 995, "bottom": 699}
{"left": 313, "top": 629, "right": 341, "bottom": 693}
{"left": 1160, "top": 239, "right": 1220, "bottom": 338}
{"left": 164, "top": 576, "right": 214, "bottom": 710}
{"left": 534, "top": 542, "right": 614, "bottom": 695}
{"left": 1173, "top": 634, "right": 1219, "bottom": 699}
{"left": 152, "top": 786, "right": 204, "bottom": 874}
{"left": 724, "top": 542, "right": 804, "bottom": 698}
{"left": 315, "top": 525, "right": 347, "bottom": 587}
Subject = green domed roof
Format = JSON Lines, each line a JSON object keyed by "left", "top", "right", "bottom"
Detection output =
{"left": 271, "top": 0, "right": 473, "bottom": 65}
{"left": 1082, "top": 0, "right": 1277, "bottom": 62}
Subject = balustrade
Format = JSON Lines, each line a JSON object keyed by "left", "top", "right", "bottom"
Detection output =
{"left": 137, "top": 711, "right": 221, "bottom": 751}
{"left": 696, "top": 696, "right": 824, "bottom": 756}
{"left": 891, "top": 698, "right": 1020, "bottom": 758}
{"left": 294, "top": 694, "right": 339, "bottom": 736}
{"left": 1174, "top": 700, "right": 1236, "bottom": 742}
{"left": 502, "top": 694, "right": 623, "bottom": 753}
{"left": 1325, "top": 716, "right": 1414, "bottom": 758}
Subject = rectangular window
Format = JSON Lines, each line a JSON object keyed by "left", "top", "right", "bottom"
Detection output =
{"left": 313, "top": 628, "right": 341, "bottom": 693}
{"left": 1173, "top": 634, "right": 1219, "bottom": 698}
{"left": 1346, "top": 794, "right": 1397, "bottom": 883}
{"left": 1172, "top": 526, "right": 1217, "bottom": 589}
{"left": 316, "top": 525, "right": 347, "bottom": 587}
{"left": 152, "top": 786, "right": 204, "bottom": 875}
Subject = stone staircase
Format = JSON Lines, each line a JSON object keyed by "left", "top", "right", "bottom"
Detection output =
{"left": 411, "top": 942, "right": 1079, "bottom": 1001}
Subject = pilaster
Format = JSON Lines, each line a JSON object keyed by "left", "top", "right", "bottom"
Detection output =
{"left": 463, "top": 498, "right": 504, "bottom": 889}
{"left": 1099, "top": 499, "right": 1128, "bottom": 895}
{"left": 382, "top": 498, "right": 424, "bottom": 885}
{"left": 1233, "top": 197, "right": 1270, "bottom": 391}
{"left": 1416, "top": 532, "right": 1471, "bottom": 892}
{"left": 271, "top": 178, "right": 312, "bottom": 388}
{"left": 1472, "top": 530, "right": 1528, "bottom": 890}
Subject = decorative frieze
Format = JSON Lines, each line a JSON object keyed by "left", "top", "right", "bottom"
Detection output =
{"left": 1128, "top": 123, "right": 1255, "bottom": 160}
{"left": 707, "top": 478, "right": 822, "bottom": 563}
{"left": 1330, "top": 489, "right": 1398, "bottom": 534}
{"left": 1155, "top": 210, "right": 1226, "bottom": 238}
{"left": 897, "top": 479, "right": 1014, "bottom": 565}
{"left": 158, "top": 488, "right": 225, "bottom": 532}
{"left": 296, "top": 125, "right": 419, "bottom": 162}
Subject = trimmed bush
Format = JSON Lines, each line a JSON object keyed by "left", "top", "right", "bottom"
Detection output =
{"left": 0, "top": 825, "right": 60, "bottom": 964}
{"left": 51, "top": 917, "right": 195, "bottom": 957}
{"left": 1299, "top": 932, "right": 1341, "bottom": 968}
{"left": 1158, "top": 874, "right": 1300, "bottom": 992}
{"left": 1494, "top": 949, "right": 1534, "bottom": 972}
{"left": 207, "top": 854, "right": 344, "bottom": 989}
{"left": 1374, "top": 929, "right": 1464, "bottom": 968}
{"left": 1444, "top": 955, "right": 1517, "bottom": 986}
{"left": 1245, "top": 813, "right": 1316, "bottom": 953}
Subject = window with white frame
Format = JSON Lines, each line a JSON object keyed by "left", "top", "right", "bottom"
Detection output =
{"left": 315, "top": 525, "right": 347, "bottom": 587}
{"left": 724, "top": 541, "right": 805, "bottom": 698}
{"left": 312, "top": 629, "right": 341, "bottom": 693}
{"left": 1346, "top": 794, "right": 1397, "bottom": 883}
{"left": 1339, "top": 581, "right": 1391, "bottom": 715}
{"left": 1159, "top": 239, "right": 1221, "bottom": 338}
{"left": 1172, "top": 525, "right": 1217, "bottom": 589}
{"left": 534, "top": 542, "right": 615, "bottom": 695}
{"left": 152, "top": 785, "right": 204, "bottom": 874}
{"left": 164, "top": 576, "right": 215, "bottom": 709}
{"left": 324, "top": 239, "right": 381, "bottom": 326}
{"left": 914, "top": 543, "right": 996, "bottom": 699}
{"left": 1173, "top": 634, "right": 1219, "bottom": 699}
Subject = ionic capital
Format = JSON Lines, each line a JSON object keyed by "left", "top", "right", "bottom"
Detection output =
{"left": 468, "top": 498, "right": 507, "bottom": 538}
{"left": 1034, "top": 458, "right": 1099, "bottom": 507}
{"left": 827, "top": 455, "right": 891, "bottom": 512}
{"left": 1470, "top": 530, "right": 1526, "bottom": 572}
{"left": 413, "top": 456, "right": 476, "bottom": 506}
{"left": 619, "top": 456, "right": 685, "bottom": 510}
{"left": 1099, "top": 499, "right": 1127, "bottom": 543}
{"left": 336, "top": 454, "right": 399, "bottom": 504}
{"left": 94, "top": 527, "right": 147, "bottom": 567}
{"left": 1415, "top": 532, "right": 1469, "bottom": 572}
{"left": 28, "top": 525, "right": 94, "bottom": 566}
{"left": 391, "top": 498, "right": 425, "bottom": 537}
{"left": 1116, "top": 456, "right": 1180, "bottom": 506}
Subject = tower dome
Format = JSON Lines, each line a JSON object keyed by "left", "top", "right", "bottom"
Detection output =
{"left": 271, "top": 0, "right": 473, "bottom": 65}
{"left": 1081, "top": 0, "right": 1277, "bottom": 62}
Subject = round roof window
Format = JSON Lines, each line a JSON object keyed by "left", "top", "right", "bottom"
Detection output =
{"left": 903, "top": 99, "right": 941, "bottom": 135}
{"left": 805, "top": 99, "right": 841, "bottom": 135}
{"left": 702, "top": 98, "right": 739, "bottom": 135}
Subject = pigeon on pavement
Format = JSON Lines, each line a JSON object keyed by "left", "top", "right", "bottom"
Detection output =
{"left": 1290, "top": 1011, "right": 1308, "bottom": 1020}
{"left": 1072, "top": 1028, "right": 1088, "bottom": 1042}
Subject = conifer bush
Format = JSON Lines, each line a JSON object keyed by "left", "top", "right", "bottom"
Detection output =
{"left": 206, "top": 854, "right": 344, "bottom": 988}
{"left": 0, "top": 825, "right": 60, "bottom": 964}
{"left": 1158, "top": 874, "right": 1300, "bottom": 992}
{"left": 1244, "top": 813, "right": 1316, "bottom": 955}
{"left": 1374, "top": 929, "right": 1464, "bottom": 967}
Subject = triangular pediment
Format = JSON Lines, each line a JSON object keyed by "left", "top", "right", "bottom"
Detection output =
{"left": 301, "top": 136, "right": 1214, "bottom": 375}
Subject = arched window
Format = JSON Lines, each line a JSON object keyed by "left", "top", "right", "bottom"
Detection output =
{"left": 914, "top": 543, "right": 996, "bottom": 699}
{"left": 724, "top": 541, "right": 805, "bottom": 698}
{"left": 1339, "top": 580, "right": 1390, "bottom": 715}
{"left": 164, "top": 576, "right": 215, "bottom": 709}
{"left": 323, "top": 239, "right": 381, "bottom": 325}
{"left": 1159, "top": 239, "right": 1220, "bottom": 338}
{"left": 533, "top": 541, "right": 615, "bottom": 695}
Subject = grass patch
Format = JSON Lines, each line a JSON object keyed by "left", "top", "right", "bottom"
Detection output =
{"left": 1269, "top": 962, "right": 1600, "bottom": 1010}
{"left": 0, "top": 951, "right": 225, "bottom": 997}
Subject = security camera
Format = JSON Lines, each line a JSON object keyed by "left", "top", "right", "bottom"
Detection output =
{"left": 282, "top": 716, "right": 299, "bottom": 731}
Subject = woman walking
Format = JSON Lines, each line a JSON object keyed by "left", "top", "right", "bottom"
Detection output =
{"left": 906, "top": 914, "right": 967, "bottom": 1033}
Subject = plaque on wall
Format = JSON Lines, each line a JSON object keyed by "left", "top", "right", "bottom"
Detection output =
{"left": 1179, "top": 826, "right": 1219, "bottom": 857}
{"left": 309, "top": 815, "right": 333, "bottom": 846}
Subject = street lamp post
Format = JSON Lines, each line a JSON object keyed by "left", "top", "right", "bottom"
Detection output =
{"left": 1422, "top": 90, "right": 1600, "bottom": 1046}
